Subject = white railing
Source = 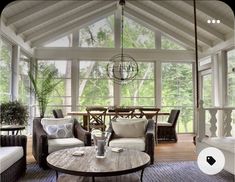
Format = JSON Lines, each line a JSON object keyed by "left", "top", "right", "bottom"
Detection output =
{"left": 198, "top": 100, "right": 235, "bottom": 142}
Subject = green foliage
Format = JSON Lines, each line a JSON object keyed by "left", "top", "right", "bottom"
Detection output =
{"left": 28, "top": 63, "right": 62, "bottom": 118}
{"left": 0, "top": 100, "right": 28, "bottom": 125}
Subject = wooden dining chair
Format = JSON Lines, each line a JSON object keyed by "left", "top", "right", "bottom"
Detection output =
{"left": 86, "top": 106, "right": 107, "bottom": 132}
{"left": 113, "top": 107, "right": 135, "bottom": 119}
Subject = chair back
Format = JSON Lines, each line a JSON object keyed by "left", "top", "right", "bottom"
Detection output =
{"left": 52, "top": 109, "right": 64, "bottom": 118}
{"left": 167, "top": 109, "right": 180, "bottom": 127}
{"left": 114, "top": 107, "right": 135, "bottom": 119}
{"left": 139, "top": 107, "right": 160, "bottom": 120}
{"left": 86, "top": 106, "right": 107, "bottom": 131}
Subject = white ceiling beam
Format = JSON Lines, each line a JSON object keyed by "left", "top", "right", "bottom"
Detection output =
{"left": 6, "top": 1, "right": 60, "bottom": 26}
{"left": 183, "top": 1, "right": 234, "bottom": 30}
{"left": 34, "top": 47, "right": 195, "bottom": 61}
{"left": 125, "top": 7, "right": 202, "bottom": 51}
{"left": 151, "top": 1, "right": 225, "bottom": 41}
{"left": 0, "top": 19, "right": 33, "bottom": 55}
{"left": 31, "top": 5, "right": 116, "bottom": 48}
{"left": 16, "top": 1, "right": 92, "bottom": 35}
{"left": 128, "top": 1, "right": 212, "bottom": 47}
{"left": 24, "top": 2, "right": 112, "bottom": 42}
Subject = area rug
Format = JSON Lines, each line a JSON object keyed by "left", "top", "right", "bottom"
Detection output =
{"left": 19, "top": 161, "right": 234, "bottom": 182}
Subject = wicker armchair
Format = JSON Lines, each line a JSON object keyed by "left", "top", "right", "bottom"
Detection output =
{"left": 107, "top": 119, "right": 155, "bottom": 164}
{"left": 32, "top": 117, "right": 91, "bottom": 169}
{"left": 0, "top": 135, "right": 27, "bottom": 182}
{"left": 157, "top": 110, "right": 180, "bottom": 142}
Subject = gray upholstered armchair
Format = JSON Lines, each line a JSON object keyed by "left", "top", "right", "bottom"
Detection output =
{"left": 33, "top": 117, "right": 91, "bottom": 169}
{"left": 107, "top": 119, "right": 155, "bottom": 164}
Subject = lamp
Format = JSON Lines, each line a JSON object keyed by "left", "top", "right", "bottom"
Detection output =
{"left": 107, "top": 0, "right": 138, "bottom": 84}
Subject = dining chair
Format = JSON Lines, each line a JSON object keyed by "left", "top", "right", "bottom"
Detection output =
{"left": 113, "top": 107, "right": 135, "bottom": 119}
{"left": 157, "top": 109, "right": 180, "bottom": 142}
{"left": 86, "top": 106, "right": 107, "bottom": 132}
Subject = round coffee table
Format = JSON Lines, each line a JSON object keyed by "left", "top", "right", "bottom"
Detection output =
{"left": 47, "top": 146, "right": 150, "bottom": 182}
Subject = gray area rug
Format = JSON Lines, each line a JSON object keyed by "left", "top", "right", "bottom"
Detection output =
{"left": 19, "top": 161, "right": 234, "bottom": 182}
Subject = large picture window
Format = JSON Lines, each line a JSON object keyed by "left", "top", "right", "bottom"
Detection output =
{"left": 120, "top": 62, "right": 155, "bottom": 106}
{"left": 0, "top": 38, "right": 12, "bottom": 102}
{"left": 79, "top": 61, "right": 113, "bottom": 110}
{"left": 37, "top": 60, "right": 72, "bottom": 116}
{"left": 161, "top": 62, "right": 193, "bottom": 133}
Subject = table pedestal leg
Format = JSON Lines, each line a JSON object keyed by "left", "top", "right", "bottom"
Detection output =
{"left": 92, "top": 176, "right": 95, "bottom": 182}
{"left": 55, "top": 170, "right": 58, "bottom": 180}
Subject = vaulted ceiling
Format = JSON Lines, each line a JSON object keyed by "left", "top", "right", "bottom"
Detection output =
{"left": 1, "top": 0, "right": 234, "bottom": 51}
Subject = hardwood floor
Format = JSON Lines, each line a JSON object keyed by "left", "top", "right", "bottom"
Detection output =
{"left": 27, "top": 134, "right": 196, "bottom": 164}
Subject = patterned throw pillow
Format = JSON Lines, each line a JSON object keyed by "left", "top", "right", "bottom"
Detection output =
{"left": 44, "top": 123, "right": 74, "bottom": 139}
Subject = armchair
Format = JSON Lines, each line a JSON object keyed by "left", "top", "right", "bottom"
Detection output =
{"left": 107, "top": 119, "right": 155, "bottom": 164}
{"left": 32, "top": 117, "right": 91, "bottom": 169}
{"left": 0, "top": 135, "right": 27, "bottom": 182}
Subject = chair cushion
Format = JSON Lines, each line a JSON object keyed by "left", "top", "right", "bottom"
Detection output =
{"left": 116, "top": 118, "right": 148, "bottom": 130}
{"left": 109, "top": 137, "right": 145, "bottom": 151}
{"left": 44, "top": 123, "right": 74, "bottom": 139}
{"left": 48, "top": 138, "right": 84, "bottom": 153}
{"left": 112, "top": 119, "right": 146, "bottom": 138}
{"left": 41, "top": 118, "right": 74, "bottom": 138}
{"left": 0, "top": 146, "right": 23, "bottom": 173}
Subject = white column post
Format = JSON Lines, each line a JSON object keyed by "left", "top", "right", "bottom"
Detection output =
{"left": 11, "top": 45, "right": 20, "bottom": 101}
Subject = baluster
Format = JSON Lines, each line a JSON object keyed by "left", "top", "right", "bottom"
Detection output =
{"left": 198, "top": 100, "right": 205, "bottom": 142}
{"left": 223, "top": 109, "right": 232, "bottom": 137}
{"left": 209, "top": 109, "right": 217, "bottom": 137}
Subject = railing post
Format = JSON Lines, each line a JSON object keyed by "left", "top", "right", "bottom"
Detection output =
{"left": 198, "top": 100, "right": 205, "bottom": 142}
{"left": 209, "top": 109, "right": 217, "bottom": 137}
{"left": 223, "top": 109, "right": 232, "bottom": 137}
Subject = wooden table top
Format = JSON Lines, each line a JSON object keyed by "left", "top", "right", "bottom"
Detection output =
{"left": 47, "top": 146, "right": 150, "bottom": 177}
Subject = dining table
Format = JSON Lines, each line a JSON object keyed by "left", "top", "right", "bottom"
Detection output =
{"left": 67, "top": 110, "right": 169, "bottom": 130}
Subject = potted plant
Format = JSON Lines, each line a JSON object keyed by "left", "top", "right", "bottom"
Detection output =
{"left": 0, "top": 100, "right": 29, "bottom": 125}
{"left": 28, "top": 63, "right": 62, "bottom": 118}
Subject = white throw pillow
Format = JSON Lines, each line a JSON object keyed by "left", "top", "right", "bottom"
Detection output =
{"left": 41, "top": 118, "right": 74, "bottom": 138}
{"left": 112, "top": 120, "right": 146, "bottom": 138}
{"left": 44, "top": 123, "right": 74, "bottom": 139}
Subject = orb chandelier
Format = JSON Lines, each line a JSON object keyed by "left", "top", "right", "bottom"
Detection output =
{"left": 107, "top": 0, "right": 138, "bottom": 85}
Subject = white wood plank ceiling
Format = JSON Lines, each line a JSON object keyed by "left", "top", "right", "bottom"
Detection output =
{"left": 1, "top": 0, "right": 234, "bottom": 50}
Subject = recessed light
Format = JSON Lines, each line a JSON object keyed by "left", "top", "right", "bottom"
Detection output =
{"left": 212, "top": 20, "right": 216, "bottom": 24}
{"left": 207, "top": 20, "right": 211, "bottom": 23}
{"left": 216, "top": 20, "right": 220, "bottom": 23}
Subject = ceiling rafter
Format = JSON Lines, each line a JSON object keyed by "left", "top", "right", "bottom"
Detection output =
{"left": 183, "top": 1, "right": 234, "bottom": 30}
{"left": 24, "top": 2, "right": 112, "bottom": 42}
{"left": 150, "top": 1, "right": 225, "bottom": 41}
{"left": 128, "top": 1, "right": 212, "bottom": 47}
{"left": 6, "top": 1, "right": 60, "bottom": 26}
{"left": 31, "top": 4, "right": 116, "bottom": 48}
{"left": 125, "top": 7, "right": 202, "bottom": 51}
{"left": 16, "top": 1, "right": 92, "bottom": 35}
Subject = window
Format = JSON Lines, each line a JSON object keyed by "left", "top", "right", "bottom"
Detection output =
{"left": 44, "top": 35, "right": 72, "bottom": 47}
{"left": 161, "top": 63, "right": 193, "bottom": 133}
{"left": 161, "top": 36, "right": 186, "bottom": 50}
{"left": 79, "top": 15, "right": 114, "bottom": 48}
{"left": 123, "top": 17, "right": 155, "bottom": 49}
{"left": 202, "top": 73, "right": 213, "bottom": 107}
{"left": 18, "top": 53, "right": 30, "bottom": 105}
{"left": 0, "top": 38, "right": 12, "bottom": 102}
{"left": 37, "top": 60, "right": 72, "bottom": 116}
{"left": 120, "top": 62, "right": 155, "bottom": 106}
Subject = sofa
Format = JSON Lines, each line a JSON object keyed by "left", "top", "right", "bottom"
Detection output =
{"left": 0, "top": 135, "right": 27, "bottom": 182}
{"left": 107, "top": 118, "right": 155, "bottom": 164}
{"left": 33, "top": 117, "right": 91, "bottom": 169}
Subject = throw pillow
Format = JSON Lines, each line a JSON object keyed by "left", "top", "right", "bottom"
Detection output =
{"left": 115, "top": 118, "right": 148, "bottom": 130}
{"left": 44, "top": 123, "right": 74, "bottom": 139}
{"left": 112, "top": 120, "right": 146, "bottom": 138}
